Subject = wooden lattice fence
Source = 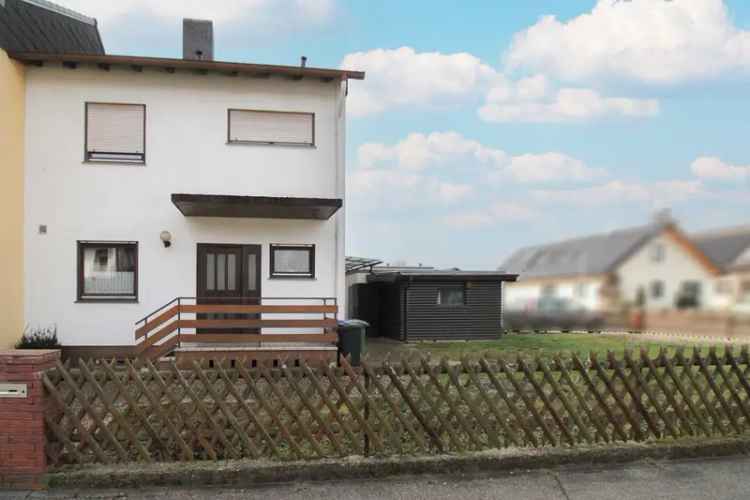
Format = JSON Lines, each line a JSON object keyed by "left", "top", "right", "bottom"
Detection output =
{"left": 43, "top": 347, "right": 750, "bottom": 468}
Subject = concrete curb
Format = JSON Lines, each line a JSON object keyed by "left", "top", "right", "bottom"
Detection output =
{"left": 45, "top": 437, "right": 750, "bottom": 490}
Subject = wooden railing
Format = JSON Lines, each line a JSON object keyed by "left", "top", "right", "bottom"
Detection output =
{"left": 134, "top": 297, "right": 338, "bottom": 359}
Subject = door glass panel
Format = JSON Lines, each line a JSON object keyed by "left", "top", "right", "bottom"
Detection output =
{"left": 227, "top": 254, "right": 236, "bottom": 290}
{"left": 247, "top": 254, "right": 257, "bottom": 292}
{"left": 217, "top": 253, "right": 226, "bottom": 291}
{"left": 206, "top": 253, "right": 215, "bottom": 291}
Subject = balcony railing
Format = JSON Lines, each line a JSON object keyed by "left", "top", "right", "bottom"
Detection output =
{"left": 134, "top": 297, "right": 338, "bottom": 359}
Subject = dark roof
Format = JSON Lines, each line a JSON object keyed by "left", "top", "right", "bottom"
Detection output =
{"left": 171, "top": 193, "right": 342, "bottom": 220}
{"left": 0, "top": 0, "right": 103, "bottom": 54}
{"left": 501, "top": 223, "right": 666, "bottom": 279}
{"left": 368, "top": 270, "right": 518, "bottom": 283}
{"left": 10, "top": 51, "right": 366, "bottom": 81}
{"left": 691, "top": 226, "right": 750, "bottom": 271}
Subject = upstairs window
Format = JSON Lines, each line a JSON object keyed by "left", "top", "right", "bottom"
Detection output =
{"left": 437, "top": 286, "right": 466, "bottom": 306}
{"left": 650, "top": 243, "right": 665, "bottom": 263}
{"left": 228, "top": 109, "right": 314, "bottom": 146}
{"left": 77, "top": 241, "right": 138, "bottom": 301}
{"left": 270, "top": 244, "right": 315, "bottom": 278}
{"left": 85, "top": 103, "right": 146, "bottom": 163}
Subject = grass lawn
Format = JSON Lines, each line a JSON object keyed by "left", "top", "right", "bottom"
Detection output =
{"left": 407, "top": 333, "right": 728, "bottom": 361}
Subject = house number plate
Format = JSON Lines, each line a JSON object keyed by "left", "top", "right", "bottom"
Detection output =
{"left": 0, "top": 383, "right": 28, "bottom": 398}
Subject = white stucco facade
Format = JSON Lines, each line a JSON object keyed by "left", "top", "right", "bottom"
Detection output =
{"left": 614, "top": 233, "right": 720, "bottom": 311}
{"left": 23, "top": 65, "right": 348, "bottom": 346}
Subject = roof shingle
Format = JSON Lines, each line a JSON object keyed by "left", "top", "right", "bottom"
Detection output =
{"left": 0, "top": 0, "right": 103, "bottom": 54}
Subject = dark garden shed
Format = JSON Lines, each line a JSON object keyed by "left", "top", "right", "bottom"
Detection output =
{"left": 352, "top": 270, "right": 517, "bottom": 341}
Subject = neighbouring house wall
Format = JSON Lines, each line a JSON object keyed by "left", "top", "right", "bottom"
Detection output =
{"left": 0, "top": 50, "right": 25, "bottom": 348}
{"left": 24, "top": 65, "right": 345, "bottom": 346}
{"left": 504, "top": 276, "right": 606, "bottom": 311}
{"left": 616, "top": 232, "right": 719, "bottom": 311}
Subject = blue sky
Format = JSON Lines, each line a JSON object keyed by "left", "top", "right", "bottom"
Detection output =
{"left": 67, "top": 0, "right": 750, "bottom": 269}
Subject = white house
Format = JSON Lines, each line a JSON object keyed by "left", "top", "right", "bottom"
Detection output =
{"left": 502, "top": 215, "right": 750, "bottom": 314}
{"left": 16, "top": 18, "right": 364, "bottom": 358}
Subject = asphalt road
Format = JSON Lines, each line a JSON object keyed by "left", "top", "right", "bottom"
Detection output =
{"left": 7, "top": 455, "right": 750, "bottom": 500}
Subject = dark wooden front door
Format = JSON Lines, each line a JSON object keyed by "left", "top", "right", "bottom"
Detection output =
{"left": 197, "top": 244, "right": 261, "bottom": 333}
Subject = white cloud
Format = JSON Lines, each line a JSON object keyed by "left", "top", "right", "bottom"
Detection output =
{"left": 532, "top": 180, "right": 704, "bottom": 207}
{"left": 504, "top": 152, "right": 606, "bottom": 183}
{"left": 691, "top": 156, "right": 750, "bottom": 181}
{"left": 64, "top": 0, "right": 334, "bottom": 24}
{"left": 479, "top": 75, "right": 660, "bottom": 123}
{"left": 442, "top": 202, "right": 539, "bottom": 229}
{"left": 505, "top": 0, "right": 750, "bottom": 85}
{"left": 340, "top": 47, "right": 497, "bottom": 117}
{"left": 357, "top": 132, "right": 602, "bottom": 183}
{"left": 347, "top": 168, "right": 473, "bottom": 210}
{"left": 358, "top": 132, "right": 507, "bottom": 171}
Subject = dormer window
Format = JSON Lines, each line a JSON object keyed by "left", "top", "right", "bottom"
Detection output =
{"left": 85, "top": 103, "right": 146, "bottom": 163}
{"left": 228, "top": 109, "right": 314, "bottom": 146}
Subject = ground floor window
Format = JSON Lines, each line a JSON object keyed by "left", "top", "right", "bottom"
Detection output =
{"left": 269, "top": 244, "right": 315, "bottom": 279}
{"left": 77, "top": 241, "right": 138, "bottom": 301}
{"left": 650, "top": 280, "right": 665, "bottom": 299}
{"left": 437, "top": 286, "right": 466, "bottom": 306}
{"left": 676, "top": 280, "right": 701, "bottom": 309}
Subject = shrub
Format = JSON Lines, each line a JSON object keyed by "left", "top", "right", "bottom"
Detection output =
{"left": 16, "top": 325, "right": 61, "bottom": 349}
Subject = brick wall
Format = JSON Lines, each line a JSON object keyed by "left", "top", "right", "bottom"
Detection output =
{"left": 0, "top": 349, "right": 60, "bottom": 489}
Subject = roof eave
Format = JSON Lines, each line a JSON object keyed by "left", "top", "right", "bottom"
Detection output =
{"left": 9, "top": 51, "right": 365, "bottom": 81}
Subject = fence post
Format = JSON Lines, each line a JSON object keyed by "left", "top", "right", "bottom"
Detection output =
{"left": 0, "top": 349, "right": 60, "bottom": 490}
{"left": 364, "top": 368, "right": 370, "bottom": 456}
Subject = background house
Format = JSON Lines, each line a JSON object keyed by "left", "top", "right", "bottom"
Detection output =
{"left": 502, "top": 215, "right": 750, "bottom": 314}
{"left": 0, "top": 0, "right": 104, "bottom": 348}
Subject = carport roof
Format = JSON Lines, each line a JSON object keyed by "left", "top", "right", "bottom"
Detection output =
{"left": 368, "top": 270, "right": 518, "bottom": 283}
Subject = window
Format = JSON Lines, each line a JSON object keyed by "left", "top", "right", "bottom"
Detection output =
{"left": 77, "top": 241, "right": 138, "bottom": 301}
{"left": 741, "top": 281, "right": 750, "bottom": 304}
{"left": 85, "top": 103, "right": 146, "bottom": 163}
{"left": 675, "top": 280, "right": 702, "bottom": 309}
{"left": 575, "top": 283, "right": 588, "bottom": 298}
{"left": 270, "top": 244, "right": 315, "bottom": 278}
{"left": 650, "top": 243, "right": 665, "bottom": 263}
{"left": 715, "top": 279, "right": 733, "bottom": 295}
{"left": 437, "top": 286, "right": 465, "bottom": 306}
{"left": 541, "top": 284, "right": 557, "bottom": 297}
{"left": 651, "top": 280, "right": 665, "bottom": 299}
{"left": 228, "top": 109, "right": 314, "bottom": 146}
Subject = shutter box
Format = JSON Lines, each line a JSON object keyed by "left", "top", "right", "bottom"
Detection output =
{"left": 228, "top": 109, "right": 314, "bottom": 146}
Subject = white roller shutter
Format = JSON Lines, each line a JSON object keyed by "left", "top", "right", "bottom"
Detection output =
{"left": 229, "top": 109, "right": 314, "bottom": 145}
{"left": 86, "top": 103, "right": 145, "bottom": 161}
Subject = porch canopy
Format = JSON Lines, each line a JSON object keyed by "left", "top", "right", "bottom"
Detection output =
{"left": 171, "top": 193, "right": 342, "bottom": 220}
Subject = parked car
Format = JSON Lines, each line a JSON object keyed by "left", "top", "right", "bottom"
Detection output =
{"left": 503, "top": 297, "right": 605, "bottom": 332}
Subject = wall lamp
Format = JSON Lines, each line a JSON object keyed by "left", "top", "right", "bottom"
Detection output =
{"left": 160, "top": 231, "right": 172, "bottom": 248}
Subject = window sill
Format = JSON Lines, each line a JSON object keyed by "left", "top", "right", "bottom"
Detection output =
{"left": 269, "top": 275, "right": 316, "bottom": 280}
{"left": 226, "top": 141, "right": 316, "bottom": 149}
{"left": 82, "top": 161, "right": 147, "bottom": 166}
{"left": 76, "top": 298, "right": 139, "bottom": 304}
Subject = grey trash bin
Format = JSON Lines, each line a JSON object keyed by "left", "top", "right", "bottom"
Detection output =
{"left": 337, "top": 319, "right": 369, "bottom": 366}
